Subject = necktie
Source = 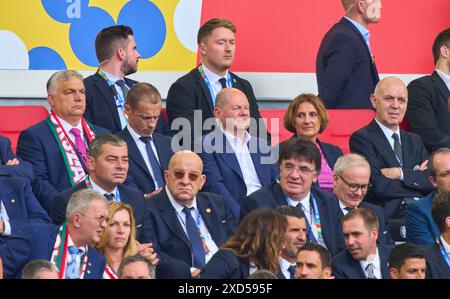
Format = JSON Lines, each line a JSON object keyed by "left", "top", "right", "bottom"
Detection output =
{"left": 104, "top": 193, "right": 115, "bottom": 201}
{"left": 115, "top": 79, "right": 129, "bottom": 103}
{"left": 288, "top": 265, "right": 296, "bottom": 279}
{"left": 218, "top": 77, "right": 227, "bottom": 89}
{"left": 392, "top": 133, "right": 403, "bottom": 166}
{"left": 366, "top": 263, "right": 377, "bottom": 279}
{"left": 139, "top": 136, "right": 165, "bottom": 188}
{"left": 182, "top": 207, "right": 206, "bottom": 268}
{"left": 66, "top": 246, "right": 82, "bottom": 279}
{"left": 344, "top": 207, "right": 353, "bottom": 213}
{"left": 70, "top": 128, "right": 88, "bottom": 165}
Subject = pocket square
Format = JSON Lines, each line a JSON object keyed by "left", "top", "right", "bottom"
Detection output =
{"left": 136, "top": 224, "right": 142, "bottom": 228}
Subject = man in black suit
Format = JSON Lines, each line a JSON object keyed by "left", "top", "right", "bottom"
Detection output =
{"left": 406, "top": 28, "right": 450, "bottom": 153}
{"left": 333, "top": 153, "right": 394, "bottom": 245}
{"left": 316, "top": 0, "right": 381, "bottom": 108}
{"left": 350, "top": 77, "right": 434, "bottom": 220}
{"left": 425, "top": 191, "right": 450, "bottom": 279}
{"left": 240, "top": 137, "right": 344, "bottom": 256}
{"left": 332, "top": 208, "right": 392, "bottom": 279}
{"left": 166, "top": 18, "right": 267, "bottom": 145}
{"left": 83, "top": 25, "right": 170, "bottom": 135}
{"left": 388, "top": 243, "right": 426, "bottom": 279}
{"left": 117, "top": 83, "right": 173, "bottom": 197}
{"left": 295, "top": 242, "right": 333, "bottom": 279}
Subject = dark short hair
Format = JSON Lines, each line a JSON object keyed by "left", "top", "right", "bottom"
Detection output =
{"left": 95, "top": 25, "right": 134, "bottom": 64}
{"left": 275, "top": 205, "right": 306, "bottom": 220}
{"left": 388, "top": 243, "right": 426, "bottom": 271}
{"left": 89, "top": 134, "right": 127, "bottom": 159}
{"left": 126, "top": 82, "right": 162, "bottom": 109}
{"left": 297, "top": 242, "right": 332, "bottom": 269}
{"left": 432, "top": 28, "right": 450, "bottom": 65}
{"left": 118, "top": 254, "right": 155, "bottom": 279}
{"left": 278, "top": 137, "right": 321, "bottom": 173}
{"left": 342, "top": 208, "right": 379, "bottom": 231}
{"left": 432, "top": 191, "right": 450, "bottom": 233}
{"left": 21, "top": 259, "right": 58, "bottom": 279}
{"left": 428, "top": 147, "right": 450, "bottom": 177}
{"left": 197, "top": 18, "right": 236, "bottom": 44}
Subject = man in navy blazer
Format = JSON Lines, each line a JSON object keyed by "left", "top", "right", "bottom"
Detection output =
{"left": 406, "top": 28, "right": 450, "bottom": 153}
{"left": 406, "top": 148, "right": 450, "bottom": 246}
{"left": 200, "top": 88, "right": 278, "bottom": 218}
{"left": 117, "top": 83, "right": 173, "bottom": 196}
{"left": 0, "top": 135, "right": 34, "bottom": 181}
{"left": 0, "top": 176, "right": 51, "bottom": 242}
{"left": 0, "top": 189, "right": 107, "bottom": 279}
{"left": 240, "top": 138, "right": 344, "bottom": 256}
{"left": 332, "top": 208, "right": 392, "bottom": 279}
{"left": 316, "top": 0, "right": 381, "bottom": 108}
{"left": 17, "top": 70, "right": 109, "bottom": 213}
{"left": 349, "top": 77, "right": 434, "bottom": 220}
{"left": 147, "top": 151, "right": 236, "bottom": 277}
{"left": 83, "top": 25, "right": 170, "bottom": 136}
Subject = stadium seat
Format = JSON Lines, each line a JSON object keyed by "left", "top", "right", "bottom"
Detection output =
{"left": 259, "top": 109, "right": 292, "bottom": 145}
{"left": 161, "top": 107, "right": 168, "bottom": 123}
{"left": 0, "top": 105, "right": 49, "bottom": 153}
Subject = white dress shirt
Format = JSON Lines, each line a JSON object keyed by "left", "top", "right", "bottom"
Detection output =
{"left": 339, "top": 200, "right": 352, "bottom": 215}
{"left": 279, "top": 257, "right": 296, "bottom": 279}
{"left": 90, "top": 177, "right": 118, "bottom": 200}
{"left": 202, "top": 63, "right": 230, "bottom": 99}
{"left": 359, "top": 248, "right": 382, "bottom": 279}
{"left": 436, "top": 69, "right": 450, "bottom": 92}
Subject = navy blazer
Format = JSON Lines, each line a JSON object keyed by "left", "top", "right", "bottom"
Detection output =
{"left": 349, "top": 120, "right": 434, "bottom": 219}
{"left": 200, "top": 249, "right": 250, "bottom": 279}
{"left": 16, "top": 119, "right": 109, "bottom": 213}
{"left": 0, "top": 177, "right": 51, "bottom": 237}
{"left": 332, "top": 245, "right": 392, "bottom": 279}
{"left": 166, "top": 66, "right": 267, "bottom": 141}
{"left": 406, "top": 71, "right": 450, "bottom": 153}
{"left": 147, "top": 189, "right": 236, "bottom": 268}
{"left": 200, "top": 132, "right": 278, "bottom": 219}
{"left": 0, "top": 224, "right": 105, "bottom": 279}
{"left": 405, "top": 191, "right": 440, "bottom": 246}
{"left": 0, "top": 135, "right": 34, "bottom": 181}
{"left": 50, "top": 181, "right": 156, "bottom": 244}
{"left": 117, "top": 127, "right": 173, "bottom": 194}
{"left": 316, "top": 17, "right": 379, "bottom": 109}
{"left": 83, "top": 72, "right": 171, "bottom": 136}
{"left": 240, "top": 183, "right": 344, "bottom": 256}
{"left": 424, "top": 242, "right": 450, "bottom": 279}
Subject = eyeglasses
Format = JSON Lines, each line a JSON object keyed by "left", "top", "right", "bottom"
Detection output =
{"left": 173, "top": 170, "right": 201, "bottom": 181}
{"left": 336, "top": 173, "right": 371, "bottom": 193}
{"left": 282, "top": 163, "right": 316, "bottom": 175}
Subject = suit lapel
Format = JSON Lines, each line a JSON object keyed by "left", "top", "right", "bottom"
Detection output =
{"left": 216, "top": 133, "right": 244, "bottom": 179}
{"left": 195, "top": 67, "right": 214, "bottom": 115}
{"left": 249, "top": 142, "right": 267, "bottom": 184}
{"left": 367, "top": 120, "right": 400, "bottom": 166}
{"left": 93, "top": 73, "right": 121, "bottom": 129}
{"left": 197, "top": 195, "right": 221, "bottom": 245}
{"left": 432, "top": 71, "right": 450, "bottom": 101}
{"left": 378, "top": 246, "right": 391, "bottom": 279}
{"left": 122, "top": 128, "right": 153, "bottom": 179}
{"left": 153, "top": 133, "right": 170, "bottom": 171}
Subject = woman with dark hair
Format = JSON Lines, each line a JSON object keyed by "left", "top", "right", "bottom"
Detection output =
{"left": 200, "top": 208, "right": 287, "bottom": 279}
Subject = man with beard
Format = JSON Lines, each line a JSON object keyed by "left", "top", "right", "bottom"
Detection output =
{"left": 84, "top": 25, "right": 170, "bottom": 135}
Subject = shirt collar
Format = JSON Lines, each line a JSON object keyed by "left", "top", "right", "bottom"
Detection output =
{"left": 285, "top": 191, "right": 311, "bottom": 208}
{"left": 127, "top": 124, "right": 152, "bottom": 143}
{"left": 360, "top": 247, "right": 380, "bottom": 268}
{"left": 279, "top": 257, "right": 295, "bottom": 274}
{"left": 165, "top": 186, "right": 198, "bottom": 214}
{"left": 67, "top": 234, "right": 87, "bottom": 254}
{"left": 100, "top": 69, "right": 122, "bottom": 84}
{"left": 221, "top": 127, "right": 251, "bottom": 147}
{"left": 436, "top": 69, "right": 450, "bottom": 89}
{"left": 89, "top": 176, "right": 118, "bottom": 197}
{"left": 344, "top": 16, "right": 370, "bottom": 40}
{"left": 440, "top": 236, "right": 450, "bottom": 255}
{"left": 56, "top": 115, "right": 83, "bottom": 134}
{"left": 202, "top": 63, "right": 229, "bottom": 85}
{"left": 375, "top": 118, "right": 401, "bottom": 141}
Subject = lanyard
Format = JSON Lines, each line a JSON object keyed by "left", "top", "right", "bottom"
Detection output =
{"left": 182, "top": 207, "right": 210, "bottom": 254}
{"left": 85, "top": 176, "right": 121, "bottom": 203}
{"left": 97, "top": 69, "right": 127, "bottom": 120}
{"left": 436, "top": 237, "right": 450, "bottom": 268}
{"left": 197, "top": 64, "right": 232, "bottom": 105}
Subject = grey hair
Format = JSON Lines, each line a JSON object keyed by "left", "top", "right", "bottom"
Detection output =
{"left": 46, "top": 70, "right": 84, "bottom": 95}
{"left": 65, "top": 189, "right": 107, "bottom": 221}
{"left": 334, "top": 153, "right": 370, "bottom": 176}
{"left": 118, "top": 254, "right": 155, "bottom": 279}
{"left": 21, "top": 259, "right": 58, "bottom": 279}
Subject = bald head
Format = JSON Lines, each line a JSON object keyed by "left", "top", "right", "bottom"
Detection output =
{"left": 374, "top": 77, "right": 407, "bottom": 97}
{"left": 215, "top": 88, "right": 248, "bottom": 109}
{"left": 168, "top": 150, "right": 204, "bottom": 173}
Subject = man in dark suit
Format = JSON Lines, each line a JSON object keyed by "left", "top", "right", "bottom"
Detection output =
{"left": 17, "top": 70, "right": 109, "bottom": 213}
{"left": 83, "top": 25, "right": 170, "bottom": 136}
{"left": 0, "top": 189, "right": 107, "bottom": 279}
{"left": 200, "top": 88, "right": 278, "bottom": 218}
{"left": 117, "top": 83, "right": 173, "bottom": 197}
{"left": 406, "top": 148, "right": 450, "bottom": 246}
{"left": 333, "top": 153, "right": 394, "bottom": 245}
{"left": 240, "top": 137, "right": 344, "bottom": 256}
{"left": 147, "top": 151, "right": 236, "bottom": 278}
{"left": 406, "top": 28, "right": 450, "bottom": 153}
{"left": 332, "top": 208, "right": 392, "bottom": 279}
{"left": 0, "top": 135, "right": 34, "bottom": 181}
{"left": 295, "top": 242, "right": 333, "bottom": 279}
{"left": 388, "top": 243, "right": 426, "bottom": 279}
{"left": 424, "top": 191, "right": 450, "bottom": 279}
{"left": 166, "top": 18, "right": 267, "bottom": 144}
{"left": 316, "top": 0, "right": 381, "bottom": 108}
{"left": 349, "top": 77, "right": 434, "bottom": 220}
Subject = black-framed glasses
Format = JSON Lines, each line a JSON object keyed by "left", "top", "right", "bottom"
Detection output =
{"left": 336, "top": 173, "right": 371, "bottom": 193}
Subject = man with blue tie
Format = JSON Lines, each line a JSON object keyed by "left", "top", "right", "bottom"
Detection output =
{"left": 117, "top": 82, "right": 173, "bottom": 197}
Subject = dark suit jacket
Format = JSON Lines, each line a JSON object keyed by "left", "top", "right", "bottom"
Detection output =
{"left": 405, "top": 191, "right": 440, "bottom": 246}
{"left": 147, "top": 189, "right": 236, "bottom": 269}
{"left": 200, "top": 132, "right": 278, "bottom": 218}
{"left": 316, "top": 17, "right": 379, "bottom": 109}
{"left": 200, "top": 249, "right": 250, "bottom": 279}
{"left": 425, "top": 242, "right": 450, "bottom": 279}
{"left": 406, "top": 71, "right": 450, "bottom": 153}
{"left": 50, "top": 181, "right": 155, "bottom": 244}
{"left": 83, "top": 72, "right": 171, "bottom": 135}
{"left": 332, "top": 245, "right": 392, "bottom": 279}
{"left": 0, "top": 177, "right": 51, "bottom": 237}
{"left": 166, "top": 67, "right": 267, "bottom": 142}
{"left": 0, "top": 224, "right": 105, "bottom": 279}
{"left": 240, "top": 183, "right": 344, "bottom": 256}
{"left": 349, "top": 120, "right": 434, "bottom": 219}
{"left": 0, "top": 135, "right": 34, "bottom": 181}
{"left": 117, "top": 127, "right": 173, "bottom": 194}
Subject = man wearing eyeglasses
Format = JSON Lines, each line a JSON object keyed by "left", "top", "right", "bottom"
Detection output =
{"left": 333, "top": 153, "right": 394, "bottom": 245}
{"left": 146, "top": 151, "right": 236, "bottom": 277}
{"left": 240, "top": 137, "right": 344, "bottom": 256}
